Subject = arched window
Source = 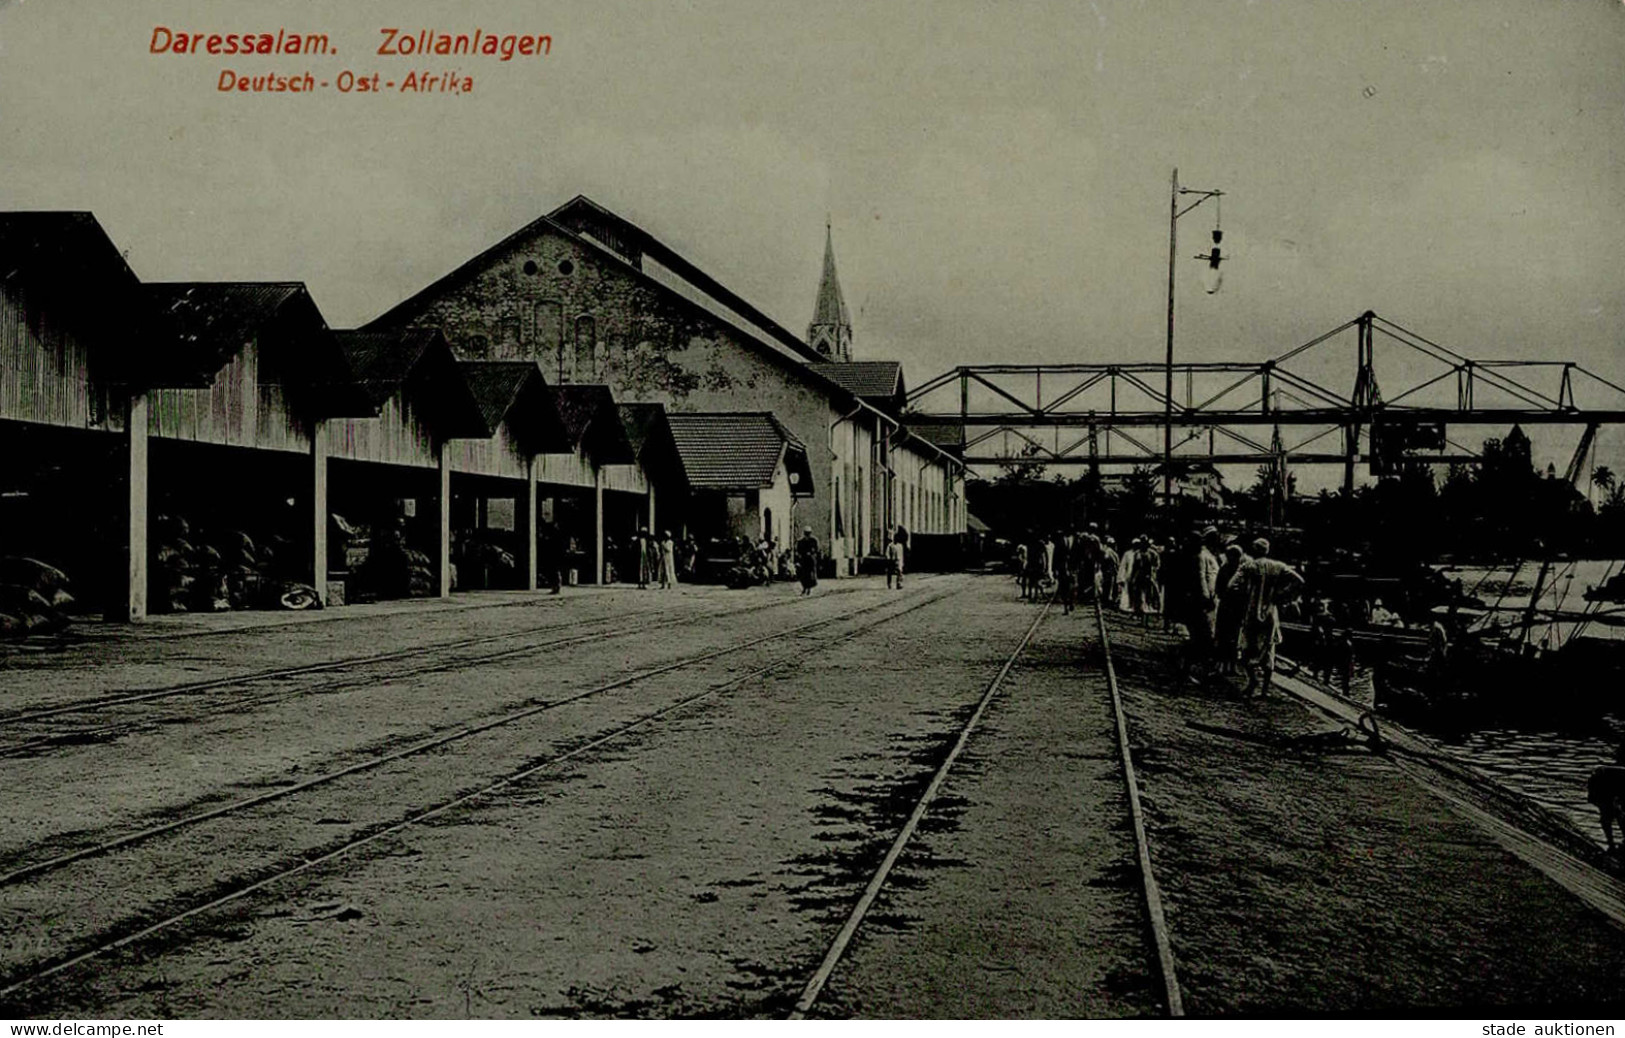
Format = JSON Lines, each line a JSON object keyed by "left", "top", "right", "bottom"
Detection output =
{"left": 574, "top": 315, "right": 597, "bottom": 381}
{"left": 534, "top": 301, "right": 563, "bottom": 378}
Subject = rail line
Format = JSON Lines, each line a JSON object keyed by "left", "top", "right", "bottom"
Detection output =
{"left": 1093, "top": 599, "right": 1184, "bottom": 1017}
{"left": 787, "top": 594, "right": 1184, "bottom": 1019}
{"left": 0, "top": 587, "right": 957, "bottom": 1004}
{"left": 0, "top": 582, "right": 890, "bottom": 757}
{"left": 787, "top": 597, "right": 1052, "bottom": 1018}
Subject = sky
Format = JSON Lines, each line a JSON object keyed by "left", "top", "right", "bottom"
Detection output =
{"left": 3, "top": 0, "right": 1623, "bottom": 484}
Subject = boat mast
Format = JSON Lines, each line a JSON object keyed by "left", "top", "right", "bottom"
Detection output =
{"left": 1520, "top": 557, "right": 1553, "bottom": 652}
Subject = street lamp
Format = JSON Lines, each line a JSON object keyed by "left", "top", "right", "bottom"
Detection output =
{"left": 1164, "top": 167, "right": 1227, "bottom": 503}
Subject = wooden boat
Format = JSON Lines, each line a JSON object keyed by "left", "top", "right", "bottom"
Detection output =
{"left": 1371, "top": 558, "right": 1625, "bottom": 728}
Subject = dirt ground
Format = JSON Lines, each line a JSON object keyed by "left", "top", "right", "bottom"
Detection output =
{"left": 4, "top": 575, "right": 1625, "bottom": 1017}
{"left": 1102, "top": 612, "right": 1625, "bottom": 1016}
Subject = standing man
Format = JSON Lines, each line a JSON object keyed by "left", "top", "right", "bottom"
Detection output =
{"left": 1215, "top": 542, "right": 1248, "bottom": 675}
{"left": 658, "top": 529, "right": 677, "bottom": 590}
{"left": 539, "top": 517, "right": 564, "bottom": 595}
{"left": 1187, "top": 527, "right": 1223, "bottom": 683}
{"left": 886, "top": 527, "right": 906, "bottom": 590}
{"left": 1099, "top": 535, "right": 1120, "bottom": 608}
{"left": 635, "top": 527, "right": 655, "bottom": 590}
{"left": 1227, "top": 537, "right": 1305, "bottom": 696}
{"left": 796, "top": 526, "right": 821, "bottom": 596}
{"left": 1055, "top": 528, "right": 1075, "bottom": 614}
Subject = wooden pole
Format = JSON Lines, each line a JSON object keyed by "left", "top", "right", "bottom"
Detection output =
{"left": 525, "top": 455, "right": 539, "bottom": 592}
{"left": 438, "top": 441, "right": 452, "bottom": 599}
{"left": 311, "top": 419, "right": 328, "bottom": 605}
{"left": 593, "top": 464, "right": 605, "bottom": 585}
{"left": 125, "top": 390, "right": 149, "bottom": 622}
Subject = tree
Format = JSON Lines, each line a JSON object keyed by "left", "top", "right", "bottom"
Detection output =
{"left": 1594, "top": 466, "right": 1616, "bottom": 498}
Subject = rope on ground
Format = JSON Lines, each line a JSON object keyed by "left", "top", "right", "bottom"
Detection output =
{"left": 1092, "top": 600, "right": 1185, "bottom": 1018}
{"left": 787, "top": 596, "right": 1053, "bottom": 1020}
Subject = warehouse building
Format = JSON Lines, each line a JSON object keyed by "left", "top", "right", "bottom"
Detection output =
{"left": 363, "top": 195, "right": 964, "bottom": 575}
{"left": 3, "top": 198, "right": 966, "bottom": 627}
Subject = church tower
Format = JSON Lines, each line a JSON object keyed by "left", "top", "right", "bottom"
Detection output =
{"left": 807, "top": 220, "right": 853, "bottom": 361}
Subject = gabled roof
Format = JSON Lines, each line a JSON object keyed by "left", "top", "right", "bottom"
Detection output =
{"left": 817, "top": 361, "right": 904, "bottom": 408}
{"left": 142, "top": 282, "right": 308, "bottom": 385}
{"left": 617, "top": 402, "right": 688, "bottom": 489}
{"left": 0, "top": 211, "right": 140, "bottom": 293}
{"left": 551, "top": 383, "right": 636, "bottom": 464}
{"left": 549, "top": 195, "right": 826, "bottom": 365}
{"left": 458, "top": 360, "right": 572, "bottom": 453}
{"left": 362, "top": 195, "right": 896, "bottom": 415}
{"left": 616, "top": 402, "right": 668, "bottom": 459}
{"left": 0, "top": 212, "right": 145, "bottom": 377}
{"left": 138, "top": 281, "right": 370, "bottom": 415}
{"left": 665, "top": 412, "right": 814, "bottom": 496}
{"left": 462, "top": 361, "right": 536, "bottom": 432}
{"left": 333, "top": 327, "right": 487, "bottom": 436}
{"left": 335, "top": 328, "right": 445, "bottom": 406}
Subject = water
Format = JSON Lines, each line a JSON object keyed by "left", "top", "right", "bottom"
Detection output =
{"left": 1441, "top": 559, "right": 1625, "bottom": 646}
{"left": 1406, "top": 560, "right": 1624, "bottom": 848}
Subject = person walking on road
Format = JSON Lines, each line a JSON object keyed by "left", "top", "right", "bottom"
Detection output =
{"left": 658, "top": 529, "right": 677, "bottom": 590}
{"left": 886, "top": 528, "right": 906, "bottom": 590}
{"left": 539, "top": 518, "right": 564, "bottom": 595}
{"left": 796, "top": 527, "right": 821, "bottom": 596}
{"left": 1025, "top": 534, "right": 1048, "bottom": 601}
{"left": 635, "top": 527, "right": 656, "bottom": 590}
{"left": 1227, "top": 537, "right": 1305, "bottom": 696}
{"left": 1099, "top": 535, "right": 1120, "bottom": 607}
{"left": 1055, "top": 529, "right": 1076, "bottom": 613}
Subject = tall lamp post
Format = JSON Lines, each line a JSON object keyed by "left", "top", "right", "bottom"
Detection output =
{"left": 1164, "top": 168, "right": 1227, "bottom": 504}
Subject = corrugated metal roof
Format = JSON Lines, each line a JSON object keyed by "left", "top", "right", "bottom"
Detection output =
{"left": 816, "top": 361, "right": 903, "bottom": 402}
{"left": 461, "top": 361, "right": 535, "bottom": 433}
{"left": 552, "top": 384, "right": 636, "bottom": 463}
{"left": 616, "top": 402, "right": 667, "bottom": 458}
{"left": 142, "top": 282, "right": 308, "bottom": 384}
{"left": 665, "top": 412, "right": 795, "bottom": 490}
{"left": 0, "top": 212, "right": 139, "bottom": 291}
{"left": 0, "top": 213, "right": 145, "bottom": 378}
{"left": 551, "top": 384, "right": 614, "bottom": 445}
{"left": 333, "top": 328, "right": 442, "bottom": 404}
{"left": 458, "top": 360, "right": 572, "bottom": 452}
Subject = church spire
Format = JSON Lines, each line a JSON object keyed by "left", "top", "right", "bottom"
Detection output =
{"left": 807, "top": 220, "right": 853, "bottom": 361}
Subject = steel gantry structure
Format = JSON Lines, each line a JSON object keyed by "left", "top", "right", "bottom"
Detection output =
{"left": 903, "top": 311, "right": 1625, "bottom": 493}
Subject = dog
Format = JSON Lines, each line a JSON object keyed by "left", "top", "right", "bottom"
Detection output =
{"left": 1587, "top": 765, "right": 1625, "bottom": 853}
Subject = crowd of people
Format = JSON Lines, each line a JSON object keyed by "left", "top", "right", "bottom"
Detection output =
{"left": 1011, "top": 525, "right": 1307, "bottom": 696}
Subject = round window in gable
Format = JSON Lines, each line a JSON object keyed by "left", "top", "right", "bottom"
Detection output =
{"left": 557, "top": 259, "right": 575, "bottom": 276}
{"left": 522, "top": 260, "right": 539, "bottom": 276}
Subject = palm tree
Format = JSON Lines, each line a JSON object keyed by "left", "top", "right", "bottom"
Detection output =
{"left": 1594, "top": 466, "right": 1616, "bottom": 496}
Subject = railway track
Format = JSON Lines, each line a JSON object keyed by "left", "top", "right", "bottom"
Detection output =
{"left": 0, "top": 587, "right": 957, "bottom": 1007}
{"left": 2, "top": 579, "right": 1187, "bottom": 1017}
{"left": 0, "top": 582, "right": 888, "bottom": 759}
{"left": 785, "top": 594, "right": 1184, "bottom": 1019}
